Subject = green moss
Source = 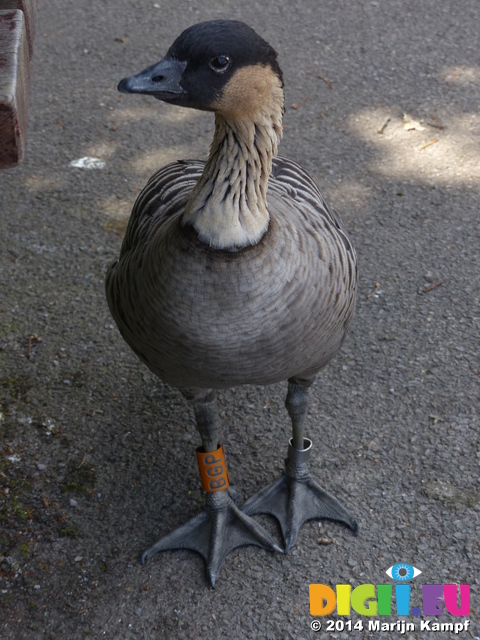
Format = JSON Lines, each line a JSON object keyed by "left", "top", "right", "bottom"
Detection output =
{"left": 13, "top": 502, "right": 28, "bottom": 520}
{"left": 0, "top": 474, "right": 33, "bottom": 523}
{"left": 0, "top": 320, "right": 21, "bottom": 337}
{"left": 8, "top": 478, "right": 32, "bottom": 491}
{"left": 0, "top": 375, "right": 32, "bottom": 400}
{"left": 62, "top": 481, "right": 87, "bottom": 494}
{"left": 58, "top": 525, "right": 79, "bottom": 538}
{"left": 61, "top": 459, "right": 97, "bottom": 496}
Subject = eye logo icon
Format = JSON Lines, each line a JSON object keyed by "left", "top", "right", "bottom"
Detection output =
{"left": 386, "top": 563, "right": 422, "bottom": 582}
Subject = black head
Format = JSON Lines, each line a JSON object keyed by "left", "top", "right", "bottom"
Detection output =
{"left": 118, "top": 20, "right": 283, "bottom": 113}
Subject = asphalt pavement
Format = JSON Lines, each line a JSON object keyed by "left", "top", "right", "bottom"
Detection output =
{"left": 0, "top": 1, "right": 479, "bottom": 638}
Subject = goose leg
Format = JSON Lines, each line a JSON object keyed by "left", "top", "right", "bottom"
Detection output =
{"left": 141, "top": 388, "right": 282, "bottom": 587}
{"left": 242, "top": 377, "right": 358, "bottom": 552}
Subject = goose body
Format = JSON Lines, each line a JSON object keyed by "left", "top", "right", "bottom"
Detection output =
{"left": 106, "top": 20, "right": 358, "bottom": 586}
{"left": 107, "top": 156, "right": 356, "bottom": 390}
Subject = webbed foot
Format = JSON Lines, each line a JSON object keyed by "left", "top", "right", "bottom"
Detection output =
{"left": 141, "top": 488, "right": 282, "bottom": 587}
{"left": 242, "top": 438, "right": 358, "bottom": 552}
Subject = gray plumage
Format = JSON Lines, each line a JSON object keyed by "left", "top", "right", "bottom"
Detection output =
{"left": 106, "top": 20, "right": 358, "bottom": 586}
{"left": 106, "top": 156, "right": 356, "bottom": 390}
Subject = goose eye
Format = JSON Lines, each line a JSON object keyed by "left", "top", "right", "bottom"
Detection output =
{"left": 209, "top": 55, "right": 231, "bottom": 73}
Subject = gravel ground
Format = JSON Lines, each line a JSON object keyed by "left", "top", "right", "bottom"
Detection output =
{"left": 1, "top": 1, "right": 479, "bottom": 638}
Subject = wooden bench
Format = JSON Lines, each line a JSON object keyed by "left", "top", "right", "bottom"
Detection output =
{"left": 0, "top": 1, "right": 37, "bottom": 169}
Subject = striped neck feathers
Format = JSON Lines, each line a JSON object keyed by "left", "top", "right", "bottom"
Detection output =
{"left": 182, "top": 67, "right": 284, "bottom": 250}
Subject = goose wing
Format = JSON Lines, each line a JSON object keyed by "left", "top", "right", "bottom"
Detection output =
{"left": 120, "top": 159, "right": 205, "bottom": 255}
{"left": 270, "top": 156, "right": 353, "bottom": 248}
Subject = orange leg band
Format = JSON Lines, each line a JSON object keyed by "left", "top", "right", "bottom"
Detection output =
{"left": 196, "top": 444, "right": 230, "bottom": 493}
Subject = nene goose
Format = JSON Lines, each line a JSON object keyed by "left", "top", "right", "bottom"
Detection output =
{"left": 107, "top": 20, "right": 358, "bottom": 586}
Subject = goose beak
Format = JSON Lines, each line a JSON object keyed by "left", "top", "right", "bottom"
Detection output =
{"left": 117, "top": 58, "right": 187, "bottom": 100}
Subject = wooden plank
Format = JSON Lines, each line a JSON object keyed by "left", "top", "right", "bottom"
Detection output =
{"left": 0, "top": 10, "right": 30, "bottom": 169}
{"left": 1, "top": 0, "right": 37, "bottom": 59}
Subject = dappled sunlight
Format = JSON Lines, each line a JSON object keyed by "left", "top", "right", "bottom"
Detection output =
{"left": 23, "top": 174, "right": 67, "bottom": 193}
{"left": 100, "top": 194, "right": 132, "bottom": 220}
{"left": 100, "top": 195, "right": 133, "bottom": 238}
{"left": 84, "top": 141, "right": 117, "bottom": 161}
{"left": 130, "top": 144, "right": 198, "bottom": 175}
{"left": 324, "top": 179, "right": 372, "bottom": 214}
{"left": 348, "top": 107, "right": 480, "bottom": 188}
{"left": 438, "top": 66, "right": 480, "bottom": 86}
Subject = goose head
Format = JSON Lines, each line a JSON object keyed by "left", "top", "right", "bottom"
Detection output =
{"left": 117, "top": 20, "right": 284, "bottom": 121}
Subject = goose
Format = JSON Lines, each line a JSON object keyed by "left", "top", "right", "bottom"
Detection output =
{"left": 106, "top": 19, "right": 358, "bottom": 586}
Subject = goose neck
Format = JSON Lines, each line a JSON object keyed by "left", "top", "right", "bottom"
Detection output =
{"left": 182, "top": 102, "right": 283, "bottom": 250}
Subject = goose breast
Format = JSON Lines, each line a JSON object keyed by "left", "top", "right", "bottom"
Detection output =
{"left": 106, "top": 157, "right": 357, "bottom": 389}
